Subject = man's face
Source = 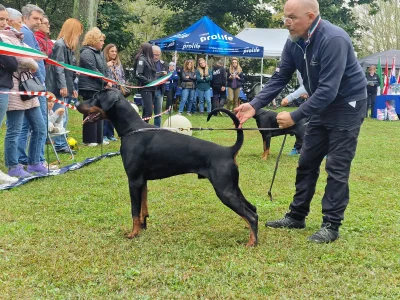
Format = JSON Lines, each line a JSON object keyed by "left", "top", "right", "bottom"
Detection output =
{"left": 38, "top": 17, "right": 50, "bottom": 34}
{"left": 153, "top": 49, "right": 161, "bottom": 62}
{"left": 23, "top": 10, "right": 43, "bottom": 31}
{"left": 0, "top": 10, "right": 8, "bottom": 30}
{"left": 283, "top": 1, "right": 314, "bottom": 42}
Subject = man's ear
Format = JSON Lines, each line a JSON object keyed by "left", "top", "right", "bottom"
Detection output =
{"left": 97, "top": 89, "right": 120, "bottom": 112}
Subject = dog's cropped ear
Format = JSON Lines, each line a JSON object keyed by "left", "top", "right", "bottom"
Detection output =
{"left": 95, "top": 89, "right": 121, "bottom": 112}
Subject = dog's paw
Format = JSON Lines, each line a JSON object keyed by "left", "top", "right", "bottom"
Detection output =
{"left": 126, "top": 231, "right": 140, "bottom": 239}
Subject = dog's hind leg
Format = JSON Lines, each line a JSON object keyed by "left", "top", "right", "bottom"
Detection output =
{"left": 140, "top": 183, "right": 149, "bottom": 229}
{"left": 209, "top": 168, "right": 258, "bottom": 247}
{"left": 127, "top": 179, "right": 145, "bottom": 239}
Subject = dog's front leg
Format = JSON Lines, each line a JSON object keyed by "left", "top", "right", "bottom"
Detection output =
{"left": 262, "top": 134, "right": 272, "bottom": 160}
{"left": 127, "top": 180, "right": 144, "bottom": 239}
{"left": 140, "top": 183, "right": 149, "bottom": 229}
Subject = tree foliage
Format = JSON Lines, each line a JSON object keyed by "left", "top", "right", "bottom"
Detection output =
{"left": 151, "top": 0, "right": 274, "bottom": 34}
{"left": 2, "top": 0, "right": 74, "bottom": 39}
{"left": 97, "top": 0, "right": 139, "bottom": 52}
{"left": 354, "top": 0, "right": 400, "bottom": 57}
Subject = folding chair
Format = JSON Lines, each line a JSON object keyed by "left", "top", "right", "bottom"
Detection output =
{"left": 47, "top": 130, "right": 74, "bottom": 163}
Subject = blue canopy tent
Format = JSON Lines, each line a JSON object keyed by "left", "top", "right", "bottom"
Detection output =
{"left": 150, "top": 16, "right": 265, "bottom": 88}
{"left": 149, "top": 16, "right": 263, "bottom": 58}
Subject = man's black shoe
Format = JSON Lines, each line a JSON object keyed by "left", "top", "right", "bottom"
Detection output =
{"left": 265, "top": 216, "right": 306, "bottom": 229}
{"left": 308, "top": 223, "right": 339, "bottom": 243}
{"left": 56, "top": 148, "right": 76, "bottom": 154}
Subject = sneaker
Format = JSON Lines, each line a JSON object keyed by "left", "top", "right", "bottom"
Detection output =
{"left": 102, "top": 140, "right": 110, "bottom": 145}
{"left": 103, "top": 136, "right": 110, "bottom": 142}
{"left": 27, "top": 163, "right": 49, "bottom": 175}
{"left": 308, "top": 223, "right": 339, "bottom": 243}
{"left": 8, "top": 165, "right": 32, "bottom": 178}
{"left": 108, "top": 136, "right": 117, "bottom": 141}
{"left": 0, "top": 170, "right": 19, "bottom": 184}
{"left": 288, "top": 148, "right": 300, "bottom": 156}
{"left": 84, "top": 143, "right": 98, "bottom": 147}
{"left": 265, "top": 215, "right": 306, "bottom": 229}
{"left": 187, "top": 113, "right": 192, "bottom": 116}
{"left": 178, "top": 112, "right": 182, "bottom": 115}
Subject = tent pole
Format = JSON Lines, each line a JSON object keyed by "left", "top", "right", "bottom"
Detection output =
{"left": 206, "top": 54, "right": 208, "bottom": 64}
{"left": 260, "top": 57, "right": 264, "bottom": 87}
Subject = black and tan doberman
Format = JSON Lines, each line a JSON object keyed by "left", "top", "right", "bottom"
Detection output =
{"left": 76, "top": 88, "right": 258, "bottom": 247}
{"left": 254, "top": 109, "right": 306, "bottom": 160}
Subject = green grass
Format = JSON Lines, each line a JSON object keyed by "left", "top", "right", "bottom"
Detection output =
{"left": 1, "top": 104, "right": 399, "bottom": 299}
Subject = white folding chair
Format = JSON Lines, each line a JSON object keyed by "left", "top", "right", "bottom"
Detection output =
{"left": 47, "top": 130, "right": 74, "bottom": 163}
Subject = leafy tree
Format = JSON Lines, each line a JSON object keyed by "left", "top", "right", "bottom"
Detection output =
{"left": 97, "top": 0, "right": 139, "bottom": 52}
{"left": 151, "top": 0, "right": 273, "bottom": 34}
{"left": 354, "top": 0, "right": 400, "bottom": 57}
{"left": 2, "top": 0, "right": 74, "bottom": 38}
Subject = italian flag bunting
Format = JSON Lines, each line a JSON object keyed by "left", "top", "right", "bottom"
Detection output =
{"left": 382, "top": 57, "right": 389, "bottom": 95}
{"left": 0, "top": 41, "right": 171, "bottom": 88}
{"left": 377, "top": 57, "right": 383, "bottom": 91}
{"left": 0, "top": 41, "right": 47, "bottom": 59}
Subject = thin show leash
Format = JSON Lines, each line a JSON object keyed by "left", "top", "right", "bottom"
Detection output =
{"left": 121, "top": 126, "right": 284, "bottom": 137}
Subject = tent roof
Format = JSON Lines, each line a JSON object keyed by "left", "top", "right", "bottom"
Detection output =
{"left": 236, "top": 28, "right": 289, "bottom": 59}
{"left": 149, "top": 16, "right": 264, "bottom": 58}
{"left": 358, "top": 49, "right": 400, "bottom": 68}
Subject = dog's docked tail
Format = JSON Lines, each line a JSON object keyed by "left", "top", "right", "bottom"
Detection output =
{"left": 207, "top": 108, "right": 244, "bottom": 156}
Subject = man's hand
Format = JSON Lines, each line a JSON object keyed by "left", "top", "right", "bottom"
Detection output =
{"left": 72, "top": 90, "right": 78, "bottom": 99}
{"left": 60, "top": 88, "right": 68, "bottom": 98}
{"left": 234, "top": 103, "right": 256, "bottom": 128}
{"left": 281, "top": 98, "right": 289, "bottom": 107}
{"left": 105, "top": 82, "right": 112, "bottom": 89}
{"left": 276, "top": 111, "right": 295, "bottom": 129}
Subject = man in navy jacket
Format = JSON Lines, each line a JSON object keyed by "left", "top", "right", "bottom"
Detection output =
{"left": 235, "top": 0, "right": 367, "bottom": 243}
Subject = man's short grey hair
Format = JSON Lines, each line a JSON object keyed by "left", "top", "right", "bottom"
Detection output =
{"left": 21, "top": 4, "right": 44, "bottom": 19}
{"left": 152, "top": 45, "right": 161, "bottom": 52}
{"left": 6, "top": 8, "right": 22, "bottom": 21}
{"left": 0, "top": 4, "right": 6, "bottom": 11}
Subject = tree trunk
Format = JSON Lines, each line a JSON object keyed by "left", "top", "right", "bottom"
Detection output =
{"left": 73, "top": 0, "right": 100, "bottom": 61}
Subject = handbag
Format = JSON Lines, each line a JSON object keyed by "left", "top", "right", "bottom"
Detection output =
{"left": 15, "top": 71, "right": 45, "bottom": 101}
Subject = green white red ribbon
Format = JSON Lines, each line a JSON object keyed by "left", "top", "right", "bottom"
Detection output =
{"left": 0, "top": 41, "right": 172, "bottom": 88}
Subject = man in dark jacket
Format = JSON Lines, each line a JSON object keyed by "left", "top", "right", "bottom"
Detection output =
{"left": 235, "top": 0, "right": 367, "bottom": 243}
{"left": 152, "top": 45, "right": 168, "bottom": 127}
{"left": 211, "top": 59, "right": 227, "bottom": 110}
{"left": 365, "top": 65, "right": 380, "bottom": 118}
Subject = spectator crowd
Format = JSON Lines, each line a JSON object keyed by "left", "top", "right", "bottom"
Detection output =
{"left": 0, "top": 3, "right": 249, "bottom": 185}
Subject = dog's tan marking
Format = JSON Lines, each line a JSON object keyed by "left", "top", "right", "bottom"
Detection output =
{"left": 127, "top": 217, "right": 141, "bottom": 239}
{"left": 241, "top": 216, "right": 257, "bottom": 247}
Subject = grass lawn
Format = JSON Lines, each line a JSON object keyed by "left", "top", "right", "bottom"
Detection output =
{"left": 1, "top": 102, "right": 399, "bottom": 299}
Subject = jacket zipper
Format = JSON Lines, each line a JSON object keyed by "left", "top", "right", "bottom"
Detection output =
{"left": 296, "top": 43, "right": 313, "bottom": 96}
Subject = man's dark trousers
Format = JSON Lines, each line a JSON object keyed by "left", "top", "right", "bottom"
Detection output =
{"left": 288, "top": 99, "right": 367, "bottom": 227}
